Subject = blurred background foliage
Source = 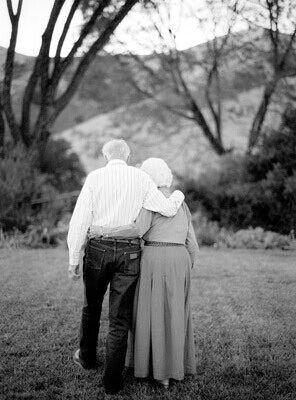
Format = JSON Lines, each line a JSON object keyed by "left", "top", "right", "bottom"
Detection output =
{"left": 1, "top": 107, "right": 296, "bottom": 248}
{"left": 1, "top": 106, "right": 295, "bottom": 249}
{"left": 183, "top": 107, "right": 296, "bottom": 237}
{"left": 0, "top": 0, "right": 296, "bottom": 249}
{"left": 0, "top": 139, "right": 85, "bottom": 246}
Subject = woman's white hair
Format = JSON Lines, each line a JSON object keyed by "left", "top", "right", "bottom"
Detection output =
{"left": 102, "top": 139, "right": 130, "bottom": 161}
{"left": 141, "top": 158, "right": 173, "bottom": 188}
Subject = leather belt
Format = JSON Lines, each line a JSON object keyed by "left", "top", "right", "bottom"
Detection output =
{"left": 144, "top": 241, "right": 184, "bottom": 247}
{"left": 90, "top": 237, "right": 140, "bottom": 245}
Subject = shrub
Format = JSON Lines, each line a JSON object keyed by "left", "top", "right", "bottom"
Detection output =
{"left": 192, "top": 211, "right": 221, "bottom": 246}
{"left": 0, "top": 144, "right": 63, "bottom": 232}
{"left": 184, "top": 109, "right": 296, "bottom": 234}
{"left": 222, "top": 227, "right": 290, "bottom": 249}
{"left": 0, "top": 224, "right": 68, "bottom": 249}
{"left": 192, "top": 212, "right": 290, "bottom": 249}
{"left": 0, "top": 136, "right": 86, "bottom": 240}
{"left": 39, "top": 138, "right": 85, "bottom": 192}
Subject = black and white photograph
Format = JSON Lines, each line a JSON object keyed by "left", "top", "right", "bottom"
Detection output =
{"left": 1, "top": 0, "right": 296, "bottom": 399}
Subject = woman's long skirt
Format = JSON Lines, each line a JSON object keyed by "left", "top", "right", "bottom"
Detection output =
{"left": 126, "top": 245, "right": 196, "bottom": 381}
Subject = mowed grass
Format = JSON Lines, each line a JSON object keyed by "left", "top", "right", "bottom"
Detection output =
{"left": 1, "top": 248, "right": 296, "bottom": 400}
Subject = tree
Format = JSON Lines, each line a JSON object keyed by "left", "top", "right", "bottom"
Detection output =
{"left": 115, "top": 0, "right": 241, "bottom": 155}
{"left": 0, "top": 0, "right": 140, "bottom": 153}
{"left": 113, "top": 0, "right": 296, "bottom": 156}
{"left": 0, "top": 102, "right": 5, "bottom": 150}
{"left": 39, "top": 138, "right": 86, "bottom": 193}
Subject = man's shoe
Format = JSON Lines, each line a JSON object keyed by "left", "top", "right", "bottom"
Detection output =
{"left": 158, "top": 379, "right": 169, "bottom": 389}
{"left": 73, "top": 349, "right": 96, "bottom": 370}
{"left": 104, "top": 379, "right": 123, "bottom": 395}
{"left": 104, "top": 385, "right": 122, "bottom": 395}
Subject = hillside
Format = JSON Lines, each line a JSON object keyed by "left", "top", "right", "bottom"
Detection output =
{"left": 0, "top": 47, "right": 144, "bottom": 132}
{"left": 56, "top": 28, "right": 294, "bottom": 177}
{"left": 57, "top": 86, "right": 276, "bottom": 178}
{"left": 1, "top": 27, "right": 295, "bottom": 178}
{"left": 0, "top": 27, "right": 274, "bottom": 133}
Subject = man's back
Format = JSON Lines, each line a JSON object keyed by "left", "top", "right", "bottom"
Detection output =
{"left": 88, "top": 159, "right": 150, "bottom": 227}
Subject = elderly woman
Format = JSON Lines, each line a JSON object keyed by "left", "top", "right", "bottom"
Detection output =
{"left": 90, "top": 158, "right": 199, "bottom": 388}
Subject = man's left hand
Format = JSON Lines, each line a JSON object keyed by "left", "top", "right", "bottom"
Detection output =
{"left": 68, "top": 264, "right": 81, "bottom": 280}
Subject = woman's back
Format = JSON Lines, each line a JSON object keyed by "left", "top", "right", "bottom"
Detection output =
{"left": 141, "top": 203, "right": 190, "bottom": 244}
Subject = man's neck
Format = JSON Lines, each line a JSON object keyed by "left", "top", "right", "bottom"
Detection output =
{"left": 107, "top": 159, "right": 127, "bottom": 166}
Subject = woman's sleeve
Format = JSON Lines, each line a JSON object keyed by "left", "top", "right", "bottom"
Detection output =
{"left": 135, "top": 208, "right": 153, "bottom": 237}
{"left": 184, "top": 203, "right": 200, "bottom": 267}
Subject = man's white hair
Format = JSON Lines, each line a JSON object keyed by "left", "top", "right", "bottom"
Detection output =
{"left": 141, "top": 158, "right": 173, "bottom": 188}
{"left": 102, "top": 139, "right": 130, "bottom": 161}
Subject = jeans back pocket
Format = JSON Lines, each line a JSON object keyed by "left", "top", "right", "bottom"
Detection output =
{"left": 85, "top": 244, "right": 106, "bottom": 270}
{"left": 123, "top": 249, "right": 141, "bottom": 275}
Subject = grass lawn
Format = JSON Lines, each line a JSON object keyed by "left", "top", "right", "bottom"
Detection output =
{"left": 1, "top": 247, "right": 296, "bottom": 400}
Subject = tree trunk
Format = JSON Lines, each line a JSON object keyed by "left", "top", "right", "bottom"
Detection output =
{"left": 0, "top": 107, "right": 5, "bottom": 151}
{"left": 21, "top": 0, "right": 66, "bottom": 146}
{"left": 36, "top": 129, "right": 50, "bottom": 163}
{"left": 247, "top": 81, "right": 277, "bottom": 153}
{"left": 47, "top": 0, "right": 139, "bottom": 127}
{"left": 190, "top": 100, "right": 227, "bottom": 155}
{"left": 1, "top": 0, "right": 23, "bottom": 144}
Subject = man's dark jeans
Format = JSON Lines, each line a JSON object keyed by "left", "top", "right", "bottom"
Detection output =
{"left": 80, "top": 238, "right": 141, "bottom": 392}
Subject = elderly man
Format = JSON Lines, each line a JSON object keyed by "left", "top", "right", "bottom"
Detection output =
{"left": 67, "top": 139, "right": 184, "bottom": 394}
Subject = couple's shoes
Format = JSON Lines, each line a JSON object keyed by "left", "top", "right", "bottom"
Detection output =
{"left": 73, "top": 350, "right": 122, "bottom": 394}
{"left": 73, "top": 349, "right": 97, "bottom": 370}
{"left": 158, "top": 379, "right": 169, "bottom": 389}
{"left": 73, "top": 350, "right": 170, "bottom": 392}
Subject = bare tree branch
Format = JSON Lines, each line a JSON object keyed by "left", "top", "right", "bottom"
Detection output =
{"left": 54, "top": 0, "right": 81, "bottom": 67}
{"left": 47, "top": 0, "right": 139, "bottom": 127}
{"left": 248, "top": 80, "right": 277, "bottom": 151}
{"left": 51, "top": 0, "right": 112, "bottom": 89}
{"left": 203, "top": 15, "right": 235, "bottom": 144}
{"left": 0, "top": 101, "right": 5, "bottom": 150}
{"left": 173, "top": 56, "right": 227, "bottom": 155}
{"left": 279, "top": 25, "right": 296, "bottom": 71}
{"left": 6, "top": 0, "right": 22, "bottom": 20}
{"left": 247, "top": 0, "right": 296, "bottom": 152}
{"left": 21, "top": 0, "right": 66, "bottom": 146}
{"left": 1, "top": 0, "right": 23, "bottom": 143}
{"left": 127, "top": 76, "right": 196, "bottom": 121}
{"left": 6, "top": 0, "right": 15, "bottom": 20}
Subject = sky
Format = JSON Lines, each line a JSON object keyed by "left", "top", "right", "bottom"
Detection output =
{"left": 0, "top": 0, "right": 81, "bottom": 56}
{"left": 0, "top": 0, "right": 245, "bottom": 57}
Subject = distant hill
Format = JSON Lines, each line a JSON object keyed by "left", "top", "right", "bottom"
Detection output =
{"left": 55, "top": 28, "right": 294, "bottom": 177}
{"left": 57, "top": 86, "right": 277, "bottom": 178}
{"left": 0, "top": 27, "right": 273, "bottom": 131}
{"left": 0, "top": 46, "right": 144, "bottom": 132}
